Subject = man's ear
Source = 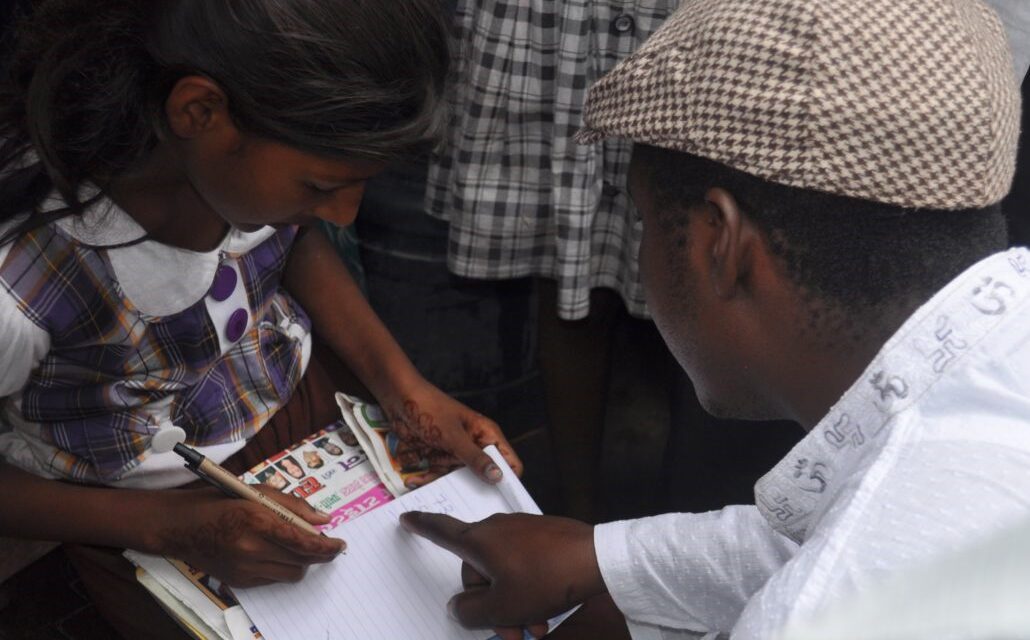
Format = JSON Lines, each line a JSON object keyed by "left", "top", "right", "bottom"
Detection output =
{"left": 703, "top": 187, "right": 752, "bottom": 299}
{"left": 164, "top": 75, "right": 235, "bottom": 141}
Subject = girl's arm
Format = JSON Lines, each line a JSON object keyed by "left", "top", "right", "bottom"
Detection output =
{"left": 1, "top": 241, "right": 336, "bottom": 584}
{"left": 283, "top": 226, "right": 523, "bottom": 483}
{"left": 0, "top": 461, "right": 342, "bottom": 586}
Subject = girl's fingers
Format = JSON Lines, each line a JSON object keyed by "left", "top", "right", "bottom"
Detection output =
{"left": 258, "top": 485, "right": 333, "bottom": 525}
{"left": 404, "top": 472, "right": 439, "bottom": 490}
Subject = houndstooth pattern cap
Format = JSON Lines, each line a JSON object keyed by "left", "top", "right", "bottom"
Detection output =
{"left": 577, "top": 0, "right": 1022, "bottom": 210}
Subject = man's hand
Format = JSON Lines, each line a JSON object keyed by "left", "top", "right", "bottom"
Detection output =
{"left": 399, "top": 511, "right": 605, "bottom": 633}
{"left": 148, "top": 487, "right": 344, "bottom": 587}
{"left": 382, "top": 381, "right": 523, "bottom": 486}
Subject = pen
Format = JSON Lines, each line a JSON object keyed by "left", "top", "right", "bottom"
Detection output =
{"left": 173, "top": 442, "right": 323, "bottom": 537}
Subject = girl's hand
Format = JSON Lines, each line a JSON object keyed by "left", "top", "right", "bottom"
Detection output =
{"left": 381, "top": 381, "right": 523, "bottom": 486}
{"left": 147, "top": 487, "right": 344, "bottom": 587}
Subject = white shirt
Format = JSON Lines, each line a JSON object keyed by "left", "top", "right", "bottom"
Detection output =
{"left": 594, "top": 248, "right": 1030, "bottom": 639}
{"left": 780, "top": 512, "right": 1030, "bottom": 640}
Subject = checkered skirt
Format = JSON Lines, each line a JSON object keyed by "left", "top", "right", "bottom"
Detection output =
{"left": 424, "top": 0, "right": 679, "bottom": 319}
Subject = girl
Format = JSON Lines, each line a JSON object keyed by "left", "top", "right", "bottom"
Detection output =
{"left": 0, "top": 1, "right": 521, "bottom": 637}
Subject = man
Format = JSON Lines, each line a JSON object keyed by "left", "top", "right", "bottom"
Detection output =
{"left": 401, "top": 0, "right": 1030, "bottom": 638}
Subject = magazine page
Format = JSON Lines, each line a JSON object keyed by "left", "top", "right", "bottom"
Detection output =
{"left": 336, "top": 392, "right": 434, "bottom": 497}
{"left": 239, "top": 419, "right": 394, "bottom": 528}
{"left": 125, "top": 419, "right": 392, "bottom": 638}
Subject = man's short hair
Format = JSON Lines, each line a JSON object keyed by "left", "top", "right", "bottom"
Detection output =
{"left": 635, "top": 144, "right": 1009, "bottom": 342}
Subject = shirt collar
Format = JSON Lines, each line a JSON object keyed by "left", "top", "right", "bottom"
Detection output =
{"left": 45, "top": 188, "right": 277, "bottom": 254}
{"left": 46, "top": 188, "right": 148, "bottom": 248}
{"left": 754, "top": 248, "right": 1030, "bottom": 543}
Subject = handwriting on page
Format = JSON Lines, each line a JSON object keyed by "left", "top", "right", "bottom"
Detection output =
{"left": 401, "top": 493, "right": 456, "bottom": 517}
{"left": 234, "top": 447, "right": 524, "bottom": 640}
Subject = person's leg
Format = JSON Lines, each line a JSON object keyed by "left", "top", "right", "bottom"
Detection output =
{"left": 537, "top": 279, "right": 622, "bottom": 522}
{"left": 64, "top": 544, "right": 192, "bottom": 640}
{"left": 65, "top": 341, "right": 367, "bottom": 639}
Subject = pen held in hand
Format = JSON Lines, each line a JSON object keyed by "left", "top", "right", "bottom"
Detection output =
{"left": 173, "top": 442, "right": 326, "bottom": 538}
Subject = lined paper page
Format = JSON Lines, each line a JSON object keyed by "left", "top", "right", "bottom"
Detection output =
{"left": 235, "top": 447, "right": 533, "bottom": 640}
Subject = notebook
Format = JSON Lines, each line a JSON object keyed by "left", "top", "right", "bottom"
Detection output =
{"left": 233, "top": 446, "right": 556, "bottom": 640}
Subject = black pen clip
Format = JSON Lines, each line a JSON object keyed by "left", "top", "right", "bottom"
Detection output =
{"left": 173, "top": 443, "right": 237, "bottom": 498}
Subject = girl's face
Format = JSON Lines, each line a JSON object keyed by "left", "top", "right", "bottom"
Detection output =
{"left": 187, "top": 133, "right": 385, "bottom": 231}
{"left": 266, "top": 471, "right": 287, "bottom": 490}
{"left": 165, "top": 76, "right": 386, "bottom": 232}
{"left": 279, "top": 457, "right": 305, "bottom": 479}
{"left": 160, "top": 74, "right": 387, "bottom": 232}
{"left": 324, "top": 442, "right": 344, "bottom": 456}
{"left": 303, "top": 450, "right": 324, "bottom": 467}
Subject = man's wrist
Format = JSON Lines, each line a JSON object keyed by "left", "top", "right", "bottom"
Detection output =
{"left": 571, "top": 522, "right": 608, "bottom": 605}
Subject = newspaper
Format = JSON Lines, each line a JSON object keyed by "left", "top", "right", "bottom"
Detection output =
{"left": 125, "top": 419, "right": 393, "bottom": 640}
{"left": 336, "top": 392, "right": 429, "bottom": 497}
{"left": 127, "top": 552, "right": 255, "bottom": 640}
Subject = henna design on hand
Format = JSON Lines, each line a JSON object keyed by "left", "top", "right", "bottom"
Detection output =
{"left": 161, "top": 506, "right": 250, "bottom": 560}
{"left": 390, "top": 399, "right": 444, "bottom": 448}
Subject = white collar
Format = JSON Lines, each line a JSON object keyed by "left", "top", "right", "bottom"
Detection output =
{"left": 43, "top": 190, "right": 279, "bottom": 316}
{"left": 44, "top": 189, "right": 276, "bottom": 256}
{"left": 49, "top": 189, "right": 148, "bottom": 248}
{"left": 754, "top": 248, "right": 1030, "bottom": 543}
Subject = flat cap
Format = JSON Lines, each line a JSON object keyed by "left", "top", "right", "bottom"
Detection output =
{"left": 578, "top": 0, "right": 1021, "bottom": 210}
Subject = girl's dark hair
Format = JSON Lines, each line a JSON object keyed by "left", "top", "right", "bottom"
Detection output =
{"left": 0, "top": 0, "right": 451, "bottom": 240}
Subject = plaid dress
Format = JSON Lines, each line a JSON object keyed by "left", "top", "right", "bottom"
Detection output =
{"left": 0, "top": 221, "right": 309, "bottom": 482}
{"left": 425, "top": 0, "right": 679, "bottom": 320}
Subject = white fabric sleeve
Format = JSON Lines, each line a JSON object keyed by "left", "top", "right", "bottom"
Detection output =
{"left": 0, "top": 246, "right": 50, "bottom": 400}
{"left": 594, "top": 505, "right": 799, "bottom": 635}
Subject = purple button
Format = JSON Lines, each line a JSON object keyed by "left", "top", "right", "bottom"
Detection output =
{"left": 226, "top": 308, "right": 249, "bottom": 343}
{"left": 209, "top": 264, "right": 237, "bottom": 302}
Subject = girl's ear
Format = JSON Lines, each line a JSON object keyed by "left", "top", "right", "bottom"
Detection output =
{"left": 164, "top": 75, "right": 234, "bottom": 140}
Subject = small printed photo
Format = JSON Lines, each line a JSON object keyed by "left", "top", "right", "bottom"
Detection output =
{"left": 361, "top": 404, "right": 388, "bottom": 428}
{"left": 276, "top": 454, "right": 306, "bottom": 480}
{"left": 385, "top": 431, "right": 429, "bottom": 474}
{"left": 302, "top": 449, "right": 325, "bottom": 469}
{"left": 254, "top": 466, "right": 290, "bottom": 492}
{"left": 315, "top": 435, "right": 347, "bottom": 455}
